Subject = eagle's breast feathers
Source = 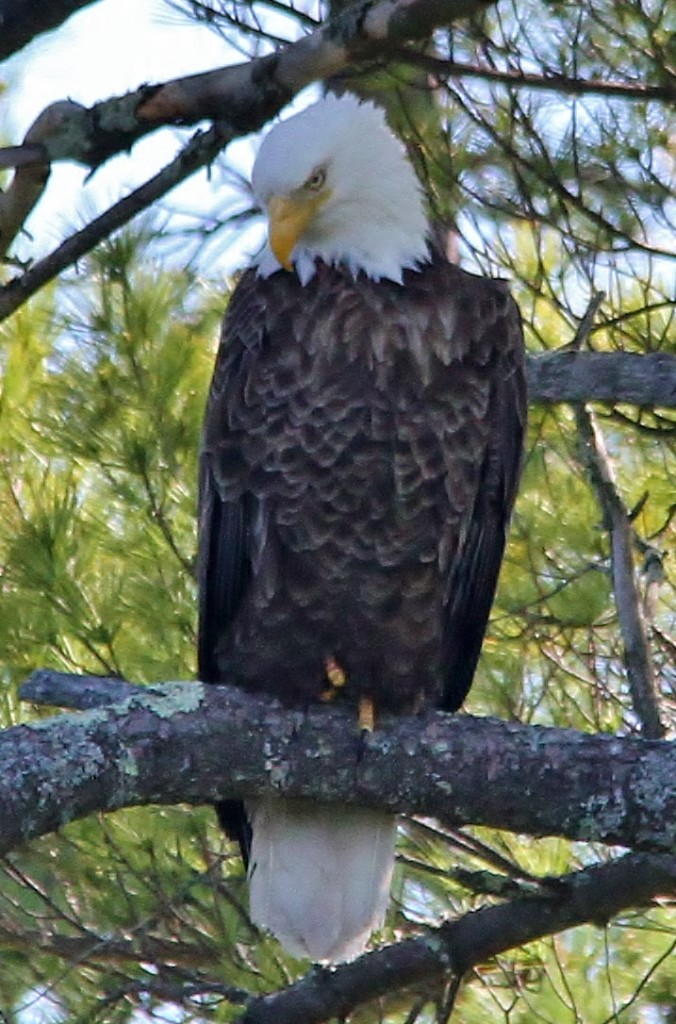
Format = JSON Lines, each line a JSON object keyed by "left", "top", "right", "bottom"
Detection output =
{"left": 197, "top": 94, "right": 526, "bottom": 962}
{"left": 200, "top": 255, "right": 524, "bottom": 714}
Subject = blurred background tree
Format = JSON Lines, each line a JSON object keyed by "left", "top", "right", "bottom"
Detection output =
{"left": 0, "top": 0, "right": 674, "bottom": 1020}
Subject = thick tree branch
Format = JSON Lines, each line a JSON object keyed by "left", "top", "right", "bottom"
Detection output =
{"left": 12, "top": 672, "right": 676, "bottom": 1020}
{"left": 237, "top": 852, "right": 676, "bottom": 1024}
{"left": 0, "top": 0, "right": 494, "bottom": 284}
{"left": 527, "top": 351, "right": 676, "bottom": 409}
{"left": 7, "top": 671, "right": 676, "bottom": 857}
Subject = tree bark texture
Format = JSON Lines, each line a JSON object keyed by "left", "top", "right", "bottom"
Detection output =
{"left": 5, "top": 674, "right": 675, "bottom": 858}
{"left": 9, "top": 675, "right": 676, "bottom": 1019}
{"left": 528, "top": 351, "right": 676, "bottom": 409}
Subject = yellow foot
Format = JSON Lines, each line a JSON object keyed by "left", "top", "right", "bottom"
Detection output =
{"left": 321, "top": 656, "right": 347, "bottom": 701}
{"left": 325, "top": 656, "right": 346, "bottom": 689}
{"left": 358, "top": 695, "right": 375, "bottom": 733}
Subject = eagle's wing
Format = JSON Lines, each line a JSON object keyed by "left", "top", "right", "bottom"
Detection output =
{"left": 198, "top": 259, "right": 525, "bottom": 959}
{"left": 197, "top": 272, "right": 264, "bottom": 861}
{"left": 439, "top": 280, "right": 526, "bottom": 711}
{"left": 197, "top": 480, "right": 250, "bottom": 683}
{"left": 198, "top": 273, "right": 261, "bottom": 681}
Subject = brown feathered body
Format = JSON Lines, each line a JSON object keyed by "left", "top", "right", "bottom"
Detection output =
{"left": 199, "top": 254, "right": 525, "bottom": 712}
{"left": 198, "top": 250, "right": 525, "bottom": 960}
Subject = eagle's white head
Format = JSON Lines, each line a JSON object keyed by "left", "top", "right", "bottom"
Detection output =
{"left": 252, "top": 94, "right": 430, "bottom": 285}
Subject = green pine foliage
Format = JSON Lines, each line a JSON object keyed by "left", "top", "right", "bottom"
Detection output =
{"left": 1, "top": 0, "right": 675, "bottom": 1018}
{"left": 1, "top": 224, "right": 673, "bottom": 1021}
{"left": 1, "top": 232, "right": 217, "bottom": 689}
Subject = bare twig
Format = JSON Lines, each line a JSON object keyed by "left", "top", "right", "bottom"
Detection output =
{"left": 392, "top": 50, "right": 676, "bottom": 104}
{"left": 447, "top": 82, "right": 675, "bottom": 261}
{"left": 569, "top": 291, "right": 606, "bottom": 350}
{"left": 575, "top": 407, "right": 664, "bottom": 738}
{"left": 0, "top": 125, "right": 230, "bottom": 321}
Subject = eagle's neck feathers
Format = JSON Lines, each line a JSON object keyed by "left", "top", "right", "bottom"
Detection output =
{"left": 252, "top": 95, "right": 430, "bottom": 285}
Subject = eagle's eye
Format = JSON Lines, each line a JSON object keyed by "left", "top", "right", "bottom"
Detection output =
{"left": 305, "top": 167, "right": 326, "bottom": 192}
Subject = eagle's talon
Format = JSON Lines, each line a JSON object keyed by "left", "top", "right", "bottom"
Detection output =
{"left": 358, "top": 695, "right": 375, "bottom": 734}
{"left": 197, "top": 91, "right": 526, "bottom": 964}
{"left": 324, "top": 656, "right": 346, "bottom": 689}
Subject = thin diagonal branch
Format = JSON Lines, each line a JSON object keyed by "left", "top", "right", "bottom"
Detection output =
{"left": 236, "top": 852, "right": 676, "bottom": 1024}
{"left": 575, "top": 407, "right": 664, "bottom": 738}
{"left": 0, "top": 125, "right": 231, "bottom": 322}
{"left": 392, "top": 50, "right": 676, "bottom": 103}
{"left": 567, "top": 297, "right": 664, "bottom": 738}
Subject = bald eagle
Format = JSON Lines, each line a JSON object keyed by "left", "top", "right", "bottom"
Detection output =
{"left": 198, "top": 94, "right": 526, "bottom": 962}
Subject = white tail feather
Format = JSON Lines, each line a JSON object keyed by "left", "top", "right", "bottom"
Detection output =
{"left": 247, "top": 797, "right": 396, "bottom": 962}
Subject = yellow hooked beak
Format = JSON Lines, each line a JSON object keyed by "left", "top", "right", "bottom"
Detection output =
{"left": 267, "top": 192, "right": 326, "bottom": 271}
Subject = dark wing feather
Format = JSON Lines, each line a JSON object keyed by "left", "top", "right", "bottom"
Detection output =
{"left": 440, "top": 288, "right": 526, "bottom": 711}
{"left": 197, "top": 468, "right": 252, "bottom": 684}
{"left": 198, "top": 276, "right": 261, "bottom": 684}
{"left": 197, "top": 276, "right": 265, "bottom": 864}
{"left": 198, "top": 470, "right": 254, "bottom": 859}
